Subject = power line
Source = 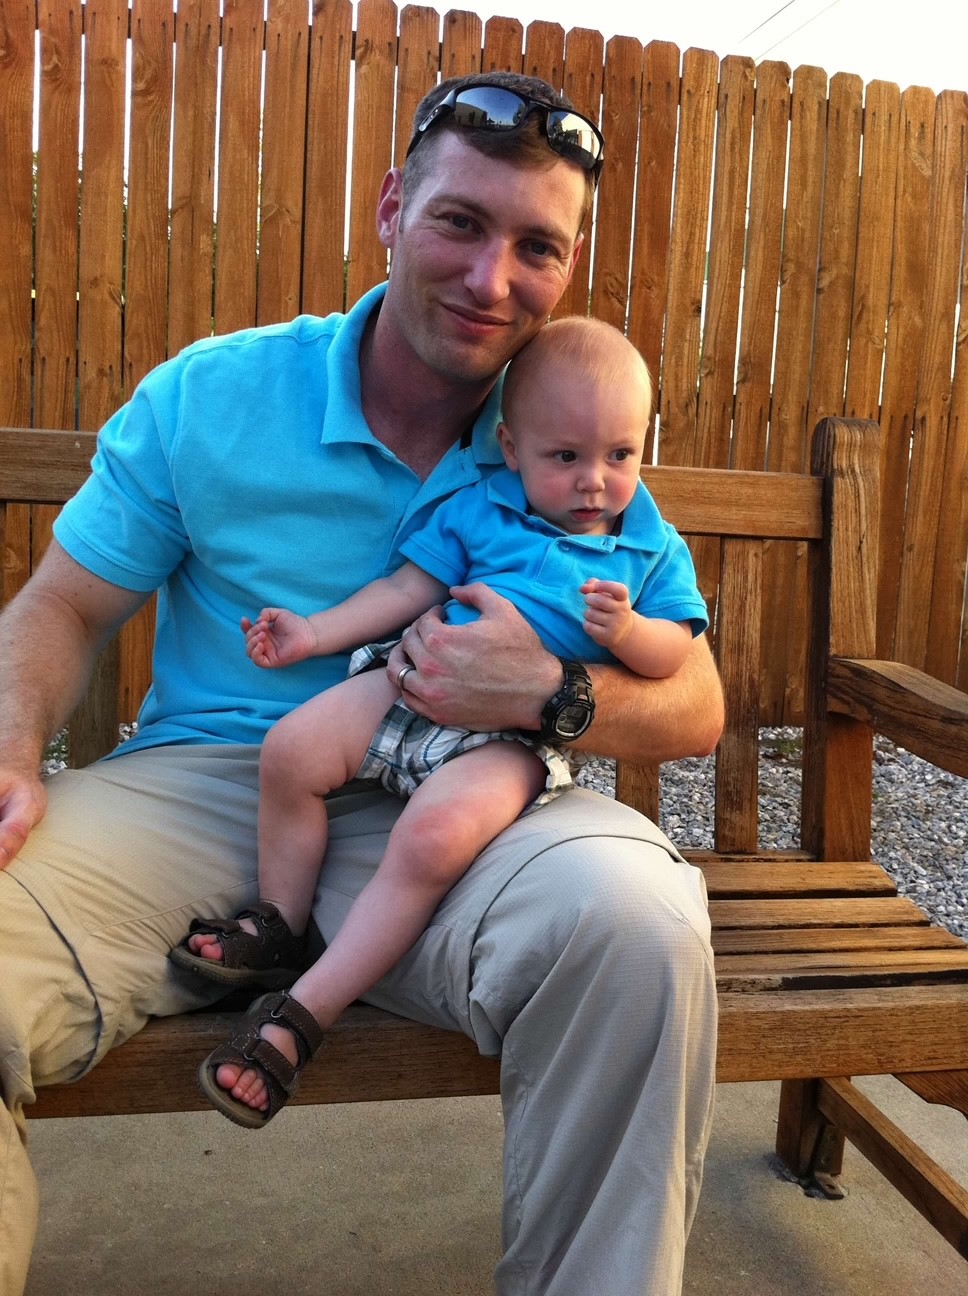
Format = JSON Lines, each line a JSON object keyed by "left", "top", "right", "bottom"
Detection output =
{"left": 739, "top": 0, "right": 801, "bottom": 44}
{"left": 754, "top": 0, "right": 845, "bottom": 61}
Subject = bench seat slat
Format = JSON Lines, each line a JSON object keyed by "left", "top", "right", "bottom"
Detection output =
{"left": 708, "top": 897, "right": 929, "bottom": 929}
{"left": 712, "top": 925, "right": 966, "bottom": 955}
{"left": 715, "top": 947, "right": 968, "bottom": 983}
{"left": 30, "top": 983, "right": 968, "bottom": 1119}
{"left": 700, "top": 860, "right": 897, "bottom": 897}
{"left": 716, "top": 985, "right": 968, "bottom": 1081}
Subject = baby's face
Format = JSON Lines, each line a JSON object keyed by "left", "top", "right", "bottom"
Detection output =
{"left": 498, "top": 368, "right": 648, "bottom": 535}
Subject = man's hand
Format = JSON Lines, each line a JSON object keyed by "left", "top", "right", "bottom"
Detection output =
{"left": 241, "top": 608, "right": 317, "bottom": 668}
{"left": 581, "top": 579, "right": 633, "bottom": 652}
{"left": 385, "top": 583, "right": 561, "bottom": 732}
{"left": 0, "top": 768, "right": 47, "bottom": 869}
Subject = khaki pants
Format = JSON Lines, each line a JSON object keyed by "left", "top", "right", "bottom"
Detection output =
{"left": 0, "top": 745, "right": 716, "bottom": 1296}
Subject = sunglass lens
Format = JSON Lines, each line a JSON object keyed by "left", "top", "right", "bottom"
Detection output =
{"left": 453, "top": 87, "right": 527, "bottom": 130}
{"left": 546, "top": 112, "right": 602, "bottom": 168}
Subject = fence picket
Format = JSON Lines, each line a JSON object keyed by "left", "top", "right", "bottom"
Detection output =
{"left": 35, "top": 3, "right": 82, "bottom": 432}
{"left": 77, "top": 0, "right": 127, "bottom": 433}
{"left": 628, "top": 40, "right": 680, "bottom": 456}
{"left": 395, "top": 6, "right": 441, "bottom": 171}
{"left": 523, "top": 19, "right": 564, "bottom": 89}
{"left": 898, "top": 91, "right": 968, "bottom": 674}
{"left": 440, "top": 9, "right": 481, "bottom": 81}
{"left": 303, "top": 0, "right": 353, "bottom": 316}
{"left": 259, "top": 0, "right": 311, "bottom": 326}
{"left": 732, "top": 60, "right": 790, "bottom": 473}
{"left": 213, "top": 0, "right": 263, "bottom": 334}
{"left": 845, "top": 80, "right": 901, "bottom": 422}
{"left": 346, "top": 0, "right": 397, "bottom": 306}
{"left": 555, "top": 26, "right": 603, "bottom": 321}
{"left": 691, "top": 56, "right": 755, "bottom": 610}
{"left": 808, "top": 72, "right": 864, "bottom": 425}
{"left": 658, "top": 47, "right": 719, "bottom": 467}
{"left": 590, "top": 38, "right": 643, "bottom": 330}
{"left": 876, "top": 85, "right": 935, "bottom": 658}
{"left": 757, "top": 65, "right": 827, "bottom": 721}
{"left": 168, "top": 0, "right": 219, "bottom": 355}
{"left": 0, "top": 0, "right": 34, "bottom": 430}
{"left": 482, "top": 16, "right": 523, "bottom": 72}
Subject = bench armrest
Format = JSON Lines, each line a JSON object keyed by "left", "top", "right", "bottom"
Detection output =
{"left": 828, "top": 658, "right": 968, "bottom": 779}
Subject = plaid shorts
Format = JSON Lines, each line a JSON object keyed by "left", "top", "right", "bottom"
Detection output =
{"left": 347, "top": 640, "right": 581, "bottom": 808}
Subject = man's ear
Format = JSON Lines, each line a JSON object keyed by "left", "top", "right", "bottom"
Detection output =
{"left": 496, "top": 422, "right": 519, "bottom": 471}
{"left": 376, "top": 168, "right": 404, "bottom": 249}
{"left": 566, "top": 231, "right": 585, "bottom": 285}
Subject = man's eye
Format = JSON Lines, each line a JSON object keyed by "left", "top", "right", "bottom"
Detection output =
{"left": 526, "top": 240, "right": 552, "bottom": 257}
{"left": 449, "top": 214, "right": 474, "bottom": 230}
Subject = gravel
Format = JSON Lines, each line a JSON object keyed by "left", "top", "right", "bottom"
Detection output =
{"left": 576, "top": 726, "right": 968, "bottom": 942}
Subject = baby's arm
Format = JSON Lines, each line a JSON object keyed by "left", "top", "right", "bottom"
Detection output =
{"left": 581, "top": 579, "right": 693, "bottom": 679}
{"left": 243, "top": 562, "right": 449, "bottom": 668}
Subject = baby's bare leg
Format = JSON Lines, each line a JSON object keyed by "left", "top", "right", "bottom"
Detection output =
{"left": 221, "top": 740, "right": 547, "bottom": 1112}
{"left": 188, "top": 672, "right": 399, "bottom": 962}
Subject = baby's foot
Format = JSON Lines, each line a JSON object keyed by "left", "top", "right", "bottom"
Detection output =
{"left": 187, "top": 916, "right": 257, "bottom": 963}
{"left": 200, "top": 989, "right": 326, "bottom": 1126}
{"left": 215, "top": 1019, "right": 297, "bottom": 1113}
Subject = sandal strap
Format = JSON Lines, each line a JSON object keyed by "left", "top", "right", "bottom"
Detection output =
{"left": 204, "top": 991, "right": 325, "bottom": 1121}
{"left": 184, "top": 902, "right": 305, "bottom": 973}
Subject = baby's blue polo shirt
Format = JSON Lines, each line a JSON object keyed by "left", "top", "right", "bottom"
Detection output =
{"left": 400, "top": 468, "right": 709, "bottom": 662}
{"left": 53, "top": 283, "right": 504, "bottom": 754}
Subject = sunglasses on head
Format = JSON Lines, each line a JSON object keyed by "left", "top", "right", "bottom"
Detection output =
{"left": 405, "top": 84, "right": 605, "bottom": 182}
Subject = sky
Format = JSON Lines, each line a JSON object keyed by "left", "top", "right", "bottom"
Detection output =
{"left": 454, "top": 0, "right": 967, "bottom": 95}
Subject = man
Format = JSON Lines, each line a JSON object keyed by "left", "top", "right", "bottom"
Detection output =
{"left": 0, "top": 72, "right": 722, "bottom": 1295}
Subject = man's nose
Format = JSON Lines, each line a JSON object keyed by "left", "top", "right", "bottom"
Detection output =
{"left": 464, "top": 241, "right": 513, "bottom": 303}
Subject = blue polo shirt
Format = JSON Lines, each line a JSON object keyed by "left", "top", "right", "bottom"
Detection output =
{"left": 401, "top": 469, "right": 708, "bottom": 662}
{"left": 53, "top": 284, "right": 504, "bottom": 755}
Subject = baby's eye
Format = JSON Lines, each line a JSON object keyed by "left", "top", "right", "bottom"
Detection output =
{"left": 555, "top": 450, "right": 578, "bottom": 463}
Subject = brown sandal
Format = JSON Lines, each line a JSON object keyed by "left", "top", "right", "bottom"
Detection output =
{"left": 197, "top": 990, "right": 325, "bottom": 1129}
{"left": 169, "top": 900, "right": 307, "bottom": 989}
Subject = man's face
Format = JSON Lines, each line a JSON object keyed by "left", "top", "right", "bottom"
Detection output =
{"left": 376, "top": 132, "right": 586, "bottom": 388}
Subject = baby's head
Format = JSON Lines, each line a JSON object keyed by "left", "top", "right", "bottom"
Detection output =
{"left": 498, "top": 317, "right": 653, "bottom": 536}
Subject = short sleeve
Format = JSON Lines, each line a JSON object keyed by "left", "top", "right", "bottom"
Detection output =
{"left": 399, "top": 486, "right": 476, "bottom": 588}
{"left": 53, "top": 369, "right": 191, "bottom": 592}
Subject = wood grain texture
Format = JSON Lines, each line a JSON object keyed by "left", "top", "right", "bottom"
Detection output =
{"left": 303, "top": 0, "right": 353, "bottom": 315}
{"left": 827, "top": 658, "right": 968, "bottom": 777}
{"left": 817, "top": 1077, "right": 968, "bottom": 1257}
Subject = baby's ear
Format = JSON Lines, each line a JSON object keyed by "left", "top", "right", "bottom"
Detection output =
{"left": 496, "top": 422, "right": 518, "bottom": 471}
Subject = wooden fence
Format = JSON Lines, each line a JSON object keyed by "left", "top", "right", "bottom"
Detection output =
{"left": 2, "top": 0, "right": 967, "bottom": 726}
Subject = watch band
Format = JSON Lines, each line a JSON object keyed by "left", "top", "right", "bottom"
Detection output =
{"left": 538, "top": 658, "right": 595, "bottom": 742}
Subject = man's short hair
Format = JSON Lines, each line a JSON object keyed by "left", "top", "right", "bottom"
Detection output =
{"left": 402, "top": 72, "right": 598, "bottom": 230}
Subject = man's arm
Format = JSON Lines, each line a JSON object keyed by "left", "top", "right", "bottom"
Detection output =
{"left": 0, "top": 540, "right": 148, "bottom": 866}
{"left": 387, "top": 583, "right": 723, "bottom": 764}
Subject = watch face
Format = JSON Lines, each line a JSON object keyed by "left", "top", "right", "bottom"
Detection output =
{"left": 556, "top": 702, "right": 592, "bottom": 740}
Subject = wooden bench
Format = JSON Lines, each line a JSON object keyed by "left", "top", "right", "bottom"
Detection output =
{"left": 3, "top": 415, "right": 967, "bottom": 1258}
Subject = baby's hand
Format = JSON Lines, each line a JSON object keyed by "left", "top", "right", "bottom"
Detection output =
{"left": 581, "top": 579, "right": 634, "bottom": 650}
{"left": 240, "top": 608, "right": 316, "bottom": 668}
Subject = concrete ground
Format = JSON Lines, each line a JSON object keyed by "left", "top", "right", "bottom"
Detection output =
{"left": 24, "top": 1076, "right": 966, "bottom": 1295}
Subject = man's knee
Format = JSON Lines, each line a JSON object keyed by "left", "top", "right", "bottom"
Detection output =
{"left": 470, "top": 823, "right": 714, "bottom": 1024}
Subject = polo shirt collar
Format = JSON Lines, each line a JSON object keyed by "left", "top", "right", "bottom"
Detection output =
{"left": 483, "top": 468, "right": 665, "bottom": 553}
{"left": 319, "top": 282, "right": 505, "bottom": 472}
